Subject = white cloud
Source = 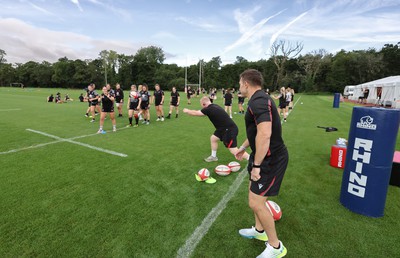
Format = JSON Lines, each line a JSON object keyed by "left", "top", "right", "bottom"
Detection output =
{"left": 222, "top": 9, "right": 286, "bottom": 55}
{"left": 70, "top": 0, "right": 83, "bottom": 12}
{"left": 269, "top": 11, "right": 308, "bottom": 47}
{"left": 0, "top": 18, "right": 142, "bottom": 63}
{"left": 151, "top": 31, "right": 178, "bottom": 40}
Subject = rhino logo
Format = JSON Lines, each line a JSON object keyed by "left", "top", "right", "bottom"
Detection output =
{"left": 357, "top": 115, "right": 377, "bottom": 130}
{"left": 360, "top": 116, "right": 373, "bottom": 125}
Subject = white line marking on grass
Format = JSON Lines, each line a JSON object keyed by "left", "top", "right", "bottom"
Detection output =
{"left": 0, "top": 108, "right": 21, "bottom": 111}
{"left": 176, "top": 169, "right": 248, "bottom": 258}
{"left": 0, "top": 140, "right": 62, "bottom": 154}
{"left": 0, "top": 126, "right": 132, "bottom": 156}
{"left": 26, "top": 129, "right": 128, "bottom": 157}
{"left": 281, "top": 96, "right": 301, "bottom": 124}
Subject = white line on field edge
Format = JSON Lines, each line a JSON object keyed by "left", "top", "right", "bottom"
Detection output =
{"left": 177, "top": 96, "right": 301, "bottom": 257}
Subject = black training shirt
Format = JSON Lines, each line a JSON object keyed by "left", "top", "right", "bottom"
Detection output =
{"left": 245, "top": 90, "right": 285, "bottom": 157}
{"left": 201, "top": 104, "right": 237, "bottom": 130}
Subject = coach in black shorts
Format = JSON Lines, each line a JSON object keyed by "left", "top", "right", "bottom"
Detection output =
{"left": 236, "top": 69, "right": 288, "bottom": 257}
{"left": 183, "top": 96, "right": 249, "bottom": 162}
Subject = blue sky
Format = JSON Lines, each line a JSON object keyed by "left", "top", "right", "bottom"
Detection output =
{"left": 1, "top": 0, "right": 399, "bottom": 66}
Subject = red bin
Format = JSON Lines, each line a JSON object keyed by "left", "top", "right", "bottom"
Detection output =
{"left": 330, "top": 145, "right": 347, "bottom": 169}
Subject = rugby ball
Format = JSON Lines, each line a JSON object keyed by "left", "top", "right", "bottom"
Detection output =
{"left": 228, "top": 161, "right": 241, "bottom": 172}
{"left": 197, "top": 168, "right": 210, "bottom": 181}
{"left": 266, "top": 200, "right": 282, "bottom": 221}
{"left": 215, "top": 165, "right": 231, "bottom": 176}
{"left": 130, "top": 91, "right": 138, "bottom": 98}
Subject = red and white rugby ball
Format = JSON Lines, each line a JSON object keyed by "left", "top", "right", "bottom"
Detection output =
{"left": 266, "top": 200, "right": 282, "bottom": 221}
{"left": 215, "top": 165, "right": 231, "bottom": 176}
{"left": 130, "top": 91, "right": 139, "bottom": 99}
{"left": 228, "top": 161, "right": 241, "bottom": 172}
{"left": 197, "top": 168, "right": 210, "bottom": 181}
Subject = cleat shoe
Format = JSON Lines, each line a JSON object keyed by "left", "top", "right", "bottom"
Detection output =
{"left": 97, "top": 129, "right": 106, "bottom": 134}
{"left": 126, "top": 124, "right": 132, "bottom": 127}
{"left": 142, "top": 121, "right": 147, "bottom": 124}
{"left": 239, "top": 226, "right": 268, "bottom": 242}
{"left": 257, "top": 241, "right": 287, "bottom": 258}
{"left": 145, "top": 121, "right": 150, "bottom": 125}
{"left": 156, "top": 118, "right": 161, "bottom": 121}
{"left": 133, "top": 124, "right": 138, "bottom": 128}
{"left": 113, "top": 128, "right": 117, "bottom": 132}
{"left": 161, "top": 117, "right": 164, "bottom": 121}
{"left": 85, "top": 114, "right": 89, "bottom": 117}
{"left": 204, "top": 155, "right": 218, "bottom": 162}
{"left": 90, "top": 119, "right": 95, "bottom": 123}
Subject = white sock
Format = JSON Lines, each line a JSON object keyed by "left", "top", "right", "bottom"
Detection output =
{"left": 211, "top": 150, "right": 217, "bottom": 157}
{"left": 99, "top": 126, "right": 103, "bottom": 130}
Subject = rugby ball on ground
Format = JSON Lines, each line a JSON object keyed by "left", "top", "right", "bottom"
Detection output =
{"left": 228, "top": 161, "right": 241, "bottom": 172}
{"left": 266, "top": 200, "right": 282, "bottom": 221}
{"left": 215, "top": 165, "right": 231, "bottom": 176}
{"left": 197, "top": 168, "right": 210, "bottom": 181}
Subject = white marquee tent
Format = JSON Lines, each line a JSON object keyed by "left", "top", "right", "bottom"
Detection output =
{"left": 349, "top": 76, "right": 400, "bottom": 108}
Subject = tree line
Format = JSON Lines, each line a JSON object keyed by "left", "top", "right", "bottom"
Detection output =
{"left": 0, "top": 42, "right": 399, "bottom": 93}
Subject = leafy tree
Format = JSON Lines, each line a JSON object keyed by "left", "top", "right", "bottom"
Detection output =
{"left": 132, "top": 46, "right": 165, "bottom": 86}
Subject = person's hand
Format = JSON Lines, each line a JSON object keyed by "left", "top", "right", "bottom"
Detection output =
{"left": 250, "top": 168, "right": 261, "bottom": 181}
{"left": 183, "top": 108, "right": 188, "bottom": 113}
{"left": 235, "top": 148, "right": 245, "bottom": 161}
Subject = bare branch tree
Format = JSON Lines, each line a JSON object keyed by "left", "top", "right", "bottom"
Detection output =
{"left": 270, "top": 40, "right": 303, "bottom": 88}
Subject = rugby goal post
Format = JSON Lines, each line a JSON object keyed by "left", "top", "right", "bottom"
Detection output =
{"left": 184, "top": 59, "right": 203, "bottom": 94}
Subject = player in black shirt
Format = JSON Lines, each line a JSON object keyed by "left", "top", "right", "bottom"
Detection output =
{"left": 236, "top": 69, "right": 288, "bottom": 258}
{"left": 272, "top": 87, "right": 287, "bottom": 122}
{"left": 224, "top": 88, "right": 233, "bottom": 118}
{"left": 183, "top": 96, "right": 249, "bottom": 162}
{"left": 186, "top": 86, "right": 193, "bottom": 105}
{"left": 237, "top": 90, "right": 245, "bottom": 114}
{"left": 126, "top": 85, "right": 142, "bottom": 127}
{"left": 139, "top": 84, "right": 151, "bottom": 125}
{"left": 97, "top": 86, "right": 117, "bottom": 133}
{"left": 166, "top": 87, "right": 180, "bottom": 119}
{"left": 47, "top": 94, "right": 54, "bottom": 102}
{"left": 88, "top": 85, "right": 100, "bottom": 122}
{"left": 115, "top": 83, "right": 124, "bottom": 117}
{"left": 153, "top": 83, "right": 165, "bottom": 121}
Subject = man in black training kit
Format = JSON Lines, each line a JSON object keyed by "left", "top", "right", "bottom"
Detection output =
{"left": 183, "top": 96, "right": 249, "bottom": 162}
{"left": 235, "top": 69, "right": 288, "bottom": 258}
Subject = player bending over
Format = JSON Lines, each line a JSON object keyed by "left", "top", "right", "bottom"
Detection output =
{"left": 183, "top": 96, "right": 249, "bottom": 162}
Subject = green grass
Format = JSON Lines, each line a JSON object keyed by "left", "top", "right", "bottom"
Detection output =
{"left": 0, "top": 87, "right": 399, "bottom": 257}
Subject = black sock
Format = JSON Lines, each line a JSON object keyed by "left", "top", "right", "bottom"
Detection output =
{"left": 255, "top": 228, "right": 264, "bottom": 233}
{"left": 129, "top": 117, "right": 132, "bottom": 125}
{"left": 135, "top": 117, "right": 139, "bottom": 124}
{"left": 273, "top": 243, "right": 281, "bottom": 249}
{"left": 176, "top": 114, "right": 178, "bottom": 118}
{"left": 144, "top": 119, "right": 147, "bottom": 122}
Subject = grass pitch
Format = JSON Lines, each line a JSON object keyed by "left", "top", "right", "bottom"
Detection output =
{"left": 0, "top": 87, "right": 399, "bottom": 257}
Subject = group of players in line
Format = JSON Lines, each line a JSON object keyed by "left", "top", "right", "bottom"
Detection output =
{"left": 48, "top": 82, "right": 295, "bottom": 134}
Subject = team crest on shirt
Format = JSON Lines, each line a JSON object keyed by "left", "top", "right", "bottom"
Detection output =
{"left": 258, "top": 183, "right": 263, "bottom": 189}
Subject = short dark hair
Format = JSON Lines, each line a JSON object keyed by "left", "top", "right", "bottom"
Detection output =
{"left": 240, "top": 69, "right": 263, "bottom": 87}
